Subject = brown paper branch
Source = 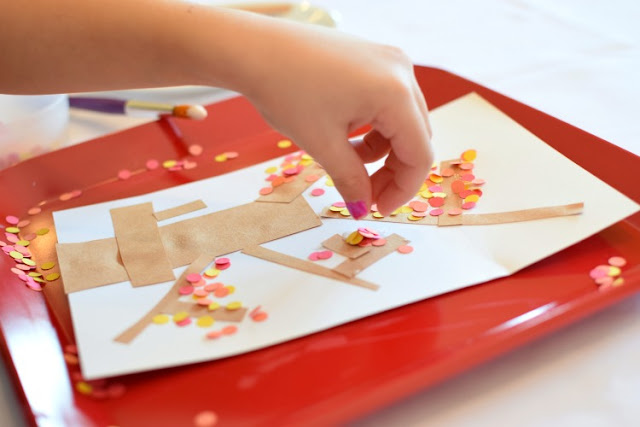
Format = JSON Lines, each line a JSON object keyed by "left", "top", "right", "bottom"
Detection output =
{"left": 57, "top": 197, "right": 322, "bottom": 293}
{"left": 332, "top": 234, "right": 408, "bottom": 278}
{"left": 114, "top": 254, "right": 214, "bottom": 344}
{"left": 242, "top": 245, "right": 379, "bottom": 291}
{"left": 153, "top": 200, "right": 207, "bottom": 221}
{"left": 256, "top": 163, "right": 326, "bottom": 203}
{"left": 321, "top": 203, "right": 584, "bottom": 227}
{"left": 463, "top": 203, "right": 584, "bottom": 225}
{"left": 321, "top": 234, "right": 371, "bottom": 259}
{"left": 110, "top": 203, "right": 175, "bottom": 287}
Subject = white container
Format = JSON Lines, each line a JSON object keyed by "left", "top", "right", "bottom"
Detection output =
{"left": 0, "top": 94, "right": 69, "bottom": 169}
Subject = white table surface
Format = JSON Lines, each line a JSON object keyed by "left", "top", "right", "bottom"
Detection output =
{"left": 2, "top": 1, "right": 639, "bottom": 425}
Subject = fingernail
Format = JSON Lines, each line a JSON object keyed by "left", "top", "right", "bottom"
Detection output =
{"left": 346, "top": 200, "right": 367, "bottom": 220}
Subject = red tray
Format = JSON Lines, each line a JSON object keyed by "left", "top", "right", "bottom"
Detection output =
{"left": 1, "top": 67, "right": 639, "bottom": 426}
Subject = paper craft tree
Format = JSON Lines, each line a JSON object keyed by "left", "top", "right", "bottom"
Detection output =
{"left": 54, "top": 149, "right": 582, "bottom": 344}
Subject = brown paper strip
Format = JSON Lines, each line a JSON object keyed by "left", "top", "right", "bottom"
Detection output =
{"left": 320, "top": 207, "right": 438, "bottom": 225}
{"left": 256, "top": 163, "right": 326, "bottom": 203}
{"left": 333, "top": 234, "right": 408, "bottom": 278}
{"left": 169, "top": 301, "right": 247, "bottom": 322}
{"left": 437, "top": 159, "right": 465, "bottom": 226}
{"left": 462, "top": 203, "right": 584, "bottom": 225}
{"left": 114, "top": 254, "right": 214, "bottom": 344}
{"left": 153, "top": 200, "right": 207, "bottom": 221}
{"left": 322, "top": 203, "right": 584, "bottom": 228}
{"left": 321, "top": 234, "right": 371, "bottom": 259}
{"left": 56, "top": 238, "right": 129, "bottom": 293}
{"left": 58, "top": 197, "right": 321, "bottom": 293}
{"left": 242, "top": 245, "right": 379, "bottom": 291}
{"left": 110, "top": 203, "right": 175, "bottom": 287}
{"left": 438, "top": 215, "right": 463, "bottom": 226}
{"left": 160, "top": 196, "right": 322, "bottom": 268}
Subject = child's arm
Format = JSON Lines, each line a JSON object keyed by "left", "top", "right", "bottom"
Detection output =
{"left": 0, "top": 0, "right": 432, "bottom": 216}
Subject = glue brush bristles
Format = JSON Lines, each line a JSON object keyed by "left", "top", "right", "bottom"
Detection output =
{"left": 171, "top": 104, "right": 207, "bottom": 120}
{"left": 125, "top": 100, "right": 208, "bottom": 120}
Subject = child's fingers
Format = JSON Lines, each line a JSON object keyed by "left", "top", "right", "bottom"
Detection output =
{"left": 305, "top": 132, "right": 373, "bottom": 219}
{"left": 370, "top": 152, "right": 417, "bottom": 215}
{"left": 350, "top": 130, "right": 391, "bottom": 163}
{"left": 372, "top": 100, "right": 433, "bottom": 215}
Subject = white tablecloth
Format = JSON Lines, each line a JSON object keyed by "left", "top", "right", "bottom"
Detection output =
{"left": 2, "top": 1, "right": 639, "bottom": 425}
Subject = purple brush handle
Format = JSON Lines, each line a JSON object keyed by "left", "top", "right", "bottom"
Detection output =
{"left": 68, "top": 97, "right": 126, "bottom": 114}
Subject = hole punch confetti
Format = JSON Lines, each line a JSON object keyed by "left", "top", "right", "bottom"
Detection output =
{"left": 397, "top": 245, "right": 414, "bottom": 254}
{"left": 176, "top": 317, "right": 192, "bottom": 327}
{"left": 146, "top": 159, "right": 160, "bottom": 170}
{"left": 589, "top": 257, "right": 627, "bottom": 291}
{"left": 277, "top": 139, "right": 292, "bottom": 149}
{"left": 39, "top": 261, "right": 55, "bottom": 270}
{"left": 186, "top": 273, "right": 202, "bottom": 283}
{"left": 215, "top": 258, "right": 231, "bottom": 269}
{"left": 206, "top": 330, "right": 223, "bottom": 339}
{"left": 76, "top": 382, "right": 93, "bottom": 395}
{"left": 249, "top": 306, "right": 269, "bottom": 322}
{"left": 5, "top": 215, "right": 19, "bottom": 225}
{"left": 251, "top": 311, "right": 268, "bottom": 322}
{"left": 429, "top": 173, "right": 443, "bottom": 183}
{"left": 197, "top": 297, "right": 212, "bottom": 306}
{"left": 428, "top": 197, "right": 445, "bottom": 208}
{"left": 188, "top": 144, "right": 203, "bottom": 156}
{"left": 178, "top": 285, "right": 194, "bottom": 295}
{"left": 226, "top": 301, "right": 242, "bottom": 311}
{"left": 214, "top": 286, "right": 230, "bottom": 298}
{"left": 196, "top": 315, "right": 215, "bottom": 328}
{"left": 608, "top": 256, "right": 626, "bottom": 267}
{"left": 317, "top": 250, "right": 333, "bottom": 260}
{"left": 44, "top": 273, "right": 60, "bottom": 281}
{"left": 152, "top": 314, "right": 170, "bottom": 325}
{"left": 461, "top": 149, "right": 477, "bottom": 162}
{"left": 194, "top": 289, "right": 208, "bottom": 298}
{"left": 345, "top": 231, "right": 364, "bottom": 246}
{"left": 204, "top": 268, "right": 220, "bottom": 278}
{"left": 460, "top": 162, "right": 474, "bottom": 170}
{"left": 441, "top": 167, "right": 454, "bottom": 177}
{"left": 194, "top": 410, "right": 219, "bottom": 427}
{"left": 221, "top": 325, "right": 238, "bottom": 335}
{"left": 117, "top": 169, "right": 132, "bottom": 180}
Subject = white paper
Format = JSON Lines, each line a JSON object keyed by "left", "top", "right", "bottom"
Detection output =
{"left": 53, "top": 93, "right": 639, "bottom": 379}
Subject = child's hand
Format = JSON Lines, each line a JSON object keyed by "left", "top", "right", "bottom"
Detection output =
{"left": 236, "top": 19, "right": 433, "bottom": 217}
{"left": 0, "top": 2, "right": 432, "bottom": 218}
